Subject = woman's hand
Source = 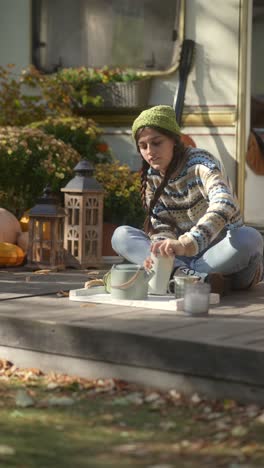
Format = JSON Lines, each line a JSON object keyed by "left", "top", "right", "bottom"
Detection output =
{"left": 151, "top": 239, "right": 186, "bottom": 257}
{"left": 143, "top": 256, "right": 153, "bottom": 271}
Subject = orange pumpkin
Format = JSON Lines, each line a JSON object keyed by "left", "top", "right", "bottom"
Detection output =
{"left": 0, "top": 242, "right": 25, "bottom": 267}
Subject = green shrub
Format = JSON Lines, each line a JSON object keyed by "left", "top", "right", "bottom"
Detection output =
{"left": 57, "top": 66, "right": 146, "bottom": 85}
{"left": 0, "top": 64, "right": 122, "bottom": 125}
{"left": 0, "top": 64, "right": 46, "bottom": 126}
{"left": 29, "top": 116, "right": 112, "bottom": 165}
{"left": 95, "top": 161, "right": 145, "bottom": 227}
{"left": 55, "top": 66, "right": 148, "bottom": 107}
{"left": 0, "top": 126, "right": 145, "bottom": 227}
{"left": 0, "top": 65, "right": 144, "bottom": 226}
{"left": 0, "top": 126, "right": 81, "bottom": 217}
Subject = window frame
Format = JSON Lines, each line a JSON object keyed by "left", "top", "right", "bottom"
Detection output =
{"left": 31, "top": 0, "right": 185, "bottom": 77}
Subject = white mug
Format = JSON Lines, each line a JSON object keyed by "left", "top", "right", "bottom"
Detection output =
{"left": 168, "top": 275, "right": 201, "bottom": 299}
{"left": 148, "top": 252, "right": 174, "bottom": 295}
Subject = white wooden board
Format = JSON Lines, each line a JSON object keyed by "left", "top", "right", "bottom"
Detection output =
{"left": 69, "top": 287, "right": 220, "bottom": 312}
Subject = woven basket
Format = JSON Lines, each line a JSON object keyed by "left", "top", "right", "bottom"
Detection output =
{"left": 88, "top": 78, "right": 151, "bottom": 108}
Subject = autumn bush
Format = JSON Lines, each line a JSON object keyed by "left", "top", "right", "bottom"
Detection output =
{"left": 0, "top": 64, "right": 149, "bottom": 125}
{"left": 0, "top": 64, "right": 75, "bottom": 127}
{"left": 0, "top": 126, "right": 80, "bottom": 217}
{"left": 95, "top": 161, "right": 145, "bottom": 227}
{"left": 0, "top": 64, "right": 144, "bottom": 227}
{"left": 30, "top": 116, "right": 112, "bottom": 165}
{"left": 0, "top": 125, "right": 145, "bottom": 226}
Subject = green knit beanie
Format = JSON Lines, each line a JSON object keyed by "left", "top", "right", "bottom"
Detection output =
{"left": 132, "top": 105, "right": 181, "bottom": 139}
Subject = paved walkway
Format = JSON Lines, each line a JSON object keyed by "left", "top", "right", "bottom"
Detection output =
{"left": 1, "top": 267, "right": 264, "bottom": 404}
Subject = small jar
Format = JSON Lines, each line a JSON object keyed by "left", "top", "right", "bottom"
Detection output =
{"left": 168, "top": 275, "right": 201, "bottom": 299}
{"left": 183, "top": 282, "right": 211, "bottom": 316}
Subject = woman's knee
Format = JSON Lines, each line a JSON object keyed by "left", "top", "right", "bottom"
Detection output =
{"left": 111, "top": 225, "right": 150, "bottom": 263}
{"left": 111, "top": 225, "right": 132, "bottom": 251}
{"left": 229, "top": 226, "right": 263, "bottom": 255}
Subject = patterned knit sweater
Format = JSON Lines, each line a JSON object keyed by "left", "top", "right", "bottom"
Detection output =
{"left": 146, "top": 147, "right": 243, "bottom": 256}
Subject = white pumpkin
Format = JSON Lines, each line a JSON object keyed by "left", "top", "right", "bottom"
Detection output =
{"left": 0, "top": 208, "right": 22, "bottom": 244}
{"left": 17, "top": 232, "right": 29, "bottom": 252}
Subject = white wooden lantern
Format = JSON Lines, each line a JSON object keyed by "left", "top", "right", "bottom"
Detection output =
{"left": 61, "top": 160, "right": 104, "bottom": 268}
{"left": 27, "top": 186, "right": 65, "bottom": 269}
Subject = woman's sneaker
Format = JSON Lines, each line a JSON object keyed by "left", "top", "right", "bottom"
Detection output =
{"left": 172, "top": 266, "right": 207, "bottom": 281}
{"left": 206, "top": 273, "right": 232, "bottom": 296}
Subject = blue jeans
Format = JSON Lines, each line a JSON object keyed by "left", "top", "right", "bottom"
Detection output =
{"left": 111, "top": 225, "right": 264, "bottom": 290}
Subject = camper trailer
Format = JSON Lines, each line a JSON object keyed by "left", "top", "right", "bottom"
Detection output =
{"left": 0, "top": 0, "right": 263, "bottom": 233}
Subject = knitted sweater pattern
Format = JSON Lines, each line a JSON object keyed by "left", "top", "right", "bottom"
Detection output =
{"left": 146, "top": 147, "right": 243, "bottom": 255}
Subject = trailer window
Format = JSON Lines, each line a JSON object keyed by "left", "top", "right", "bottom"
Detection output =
{"left": 32, "top": 0, "right": 183, "bottom": 74}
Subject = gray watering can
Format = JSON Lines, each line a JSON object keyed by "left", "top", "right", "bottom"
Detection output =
{"left": 105, "top": 264, "right": 154, "bottom": 300}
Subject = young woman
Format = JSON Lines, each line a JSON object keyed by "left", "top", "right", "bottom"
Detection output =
{"left": 111, "top": 105, "right": 264, "bottom": 292}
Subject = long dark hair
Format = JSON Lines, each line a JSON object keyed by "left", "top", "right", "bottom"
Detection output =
{"left": 135, "top": 126, "right": 186, "bottom": 234}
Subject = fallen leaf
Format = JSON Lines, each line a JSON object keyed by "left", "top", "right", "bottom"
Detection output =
{"left": 149, "top": 398, "right": 166, "bottom": 410}
{"left": 245, "top": 404, "right": 259, "bottom": 418}
{"left": 46, "top": 382, "right": 60, "bottom": 391}
{"left": 231, "top": 425, "right": 248, "bottom": 437}
{"left": 159, "top": 421, "right": 176, "bottom": 431}
{"left": 118, "top": 421, "right": 127, "bottom": 428}
{"left": 147, "top": 465, "right": 174, "bottom": 468}
{"left": 56, "top": 290, "right": 69, "bottom": 297}
{"left": 214, "top": 432, "right": 227, "bottom": 442}
{"left": 84, "top": 279, "right": 104, "bottom": 288}
{"left": 22, "top": 368, "right": 43, "bottom": 381}
{"left": 114, "top": 443, "right": 149, "bottom": 457}
{"left": 203, "top": 406, "right": 212, "bottom": 414}
{"left": 101, "top": 413, "right": 115, "bottom": 422}
{"left": 0, "top": 359, "right": 13, "bottom": 371}
{"left": 10, "top": 410, "right": 24, "bottom": 418}
{"left": 228, "top": 464, "right": 250, "bottom": 468}
{"left": 190, "top": 393, "right": 202, "bottom": 404}
{"left": 223, "top": 399, "right": 237, "bottom": 410}
{"left": 145, "top": 392, "right": 160, "bottom": 403}
{"left": 111, "top": 397, "right": 132, "bottom": 407}
{"left": 167, "top": 389, "right": 182, "bottom": 401}
{"left": 125, "top": 392, "right": 144, "bottom": 405}
{"left": 206, "top": 412, "right": 222, "bottom": 420}
{"left": 215, "top": 419, "right": 230, "bottom": 430}
{"left": 80, "top": 303, "right": 96, "bottom": 307}
{"left": 94, "top": 378, "right": 115, "bottom": 393}
{"left": 113, "top": 379, "right": 130, "bottom": 391}
{"left": 114, "top": 443, "right": 139, "bottom": 453}
{"left": 86, "top": 270, "right": 100, "bottom": 278}
{"left": 255, "top": 412, "right": 264, "bottom": 424}
{"left": 33, "top": 269, "right": 52, "bottom": 274}
{"left": 15, "top": 389, "right": 34, "bottom": 408}
{"left": 47, "top": 396, "right": 75, "bottom": 406}
{"left": 0, "top": 375, "right": 9, "bottom": 382}
{"left": 180, "top": 440, "right": 191, "bottom": 448}
{"left": 0, "top": 445, "right": 15, "bottom": 455}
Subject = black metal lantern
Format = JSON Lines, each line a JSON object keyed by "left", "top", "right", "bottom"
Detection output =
{"left": 61, "top": 160, "right": 104, "bottom": 268}
{"left": 27, "top": 186, "right": 65, "bottom": 269}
